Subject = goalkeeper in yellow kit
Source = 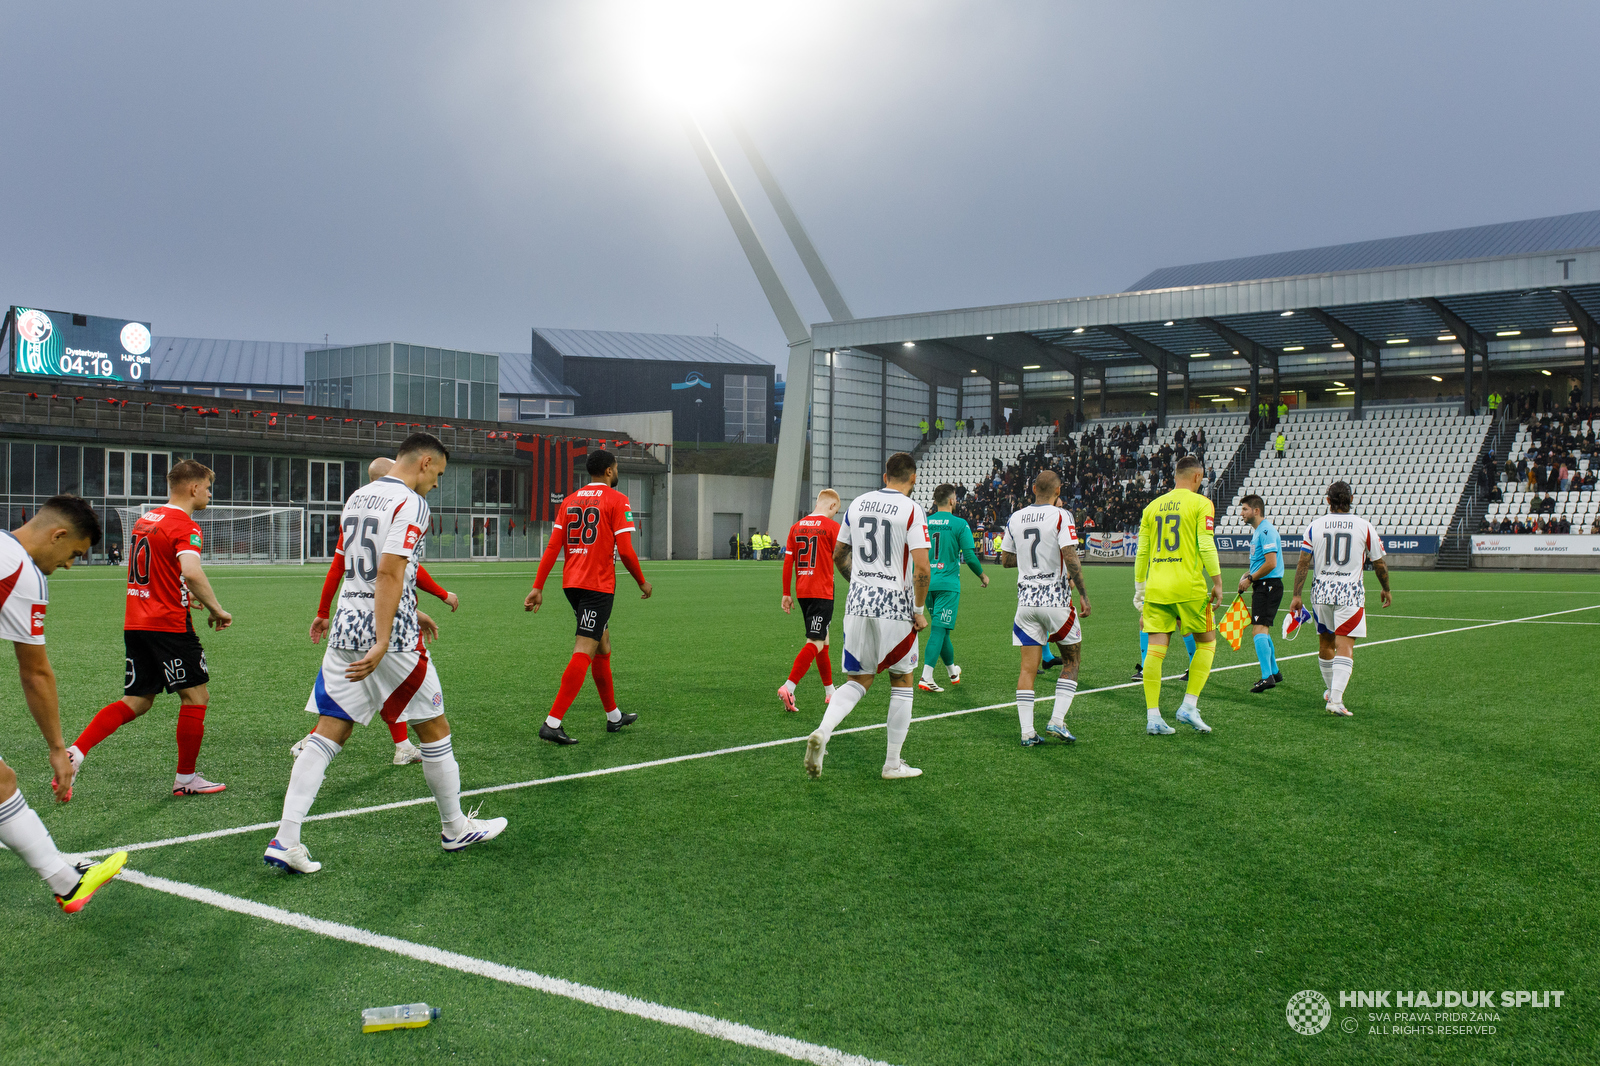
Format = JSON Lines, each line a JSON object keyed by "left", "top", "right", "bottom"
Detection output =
{"left": 1133, "top": 456, "right": 1223, "bottom": 735}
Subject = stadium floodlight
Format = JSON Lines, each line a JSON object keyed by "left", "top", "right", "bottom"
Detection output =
{"left": 1232, "top": 386, "right": 1247, "bottom": 393}
{"left": 1280, "top": 311, "right": 1295, "bottom": 317}
{"left": 1192, "top": 352, "right": 1210, "bottom": 358}
{"left": 1553, "top": 325, "right": 1578, "bottom": 333}
{"left": 1388, "top": 338, "right": 1409, "bottom": 344}
{"left": 1163, "top": 321, "right": 1175, "bottom": 326}
{"left": 1437, "top": 334, "right": 1456, "bottom": 341}
{"left": 1283, "top": 346, "right": 1304, "bottom": 352}
{"left": 1336, "top": 390, "right": 1355, "bottom": 396}
{"left": 1072, "top": 328, "right": 1084, "bottom": 333}
{"left": 985, "top": 335, "right": 994, "bottom": 340}
{"left": 615, "top": 0, "right": 798, "bottom": 109}
{"left": 1331, "top": 342, "right": 1345, "bottom": 349}
{"left": 1541, "top": 369, "right": 1553, "bottom": 376}
{"left": 1430, "top": 375, "right": 1443, "bottom": 382}
{"left": 1496, "top": 330, "right": 1521, "bottom": 337}
{"left": 1023, "top": 364, "right": 1041, "bottom": 370}
{"left": 1333, "top": 381, "right": 1346, "bottom": 387}
{"left": 902, "top": 341, "right": 915, "bottom": 347}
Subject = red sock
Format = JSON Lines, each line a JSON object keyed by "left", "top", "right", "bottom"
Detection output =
{"left": 381, "top": 711, "right": 409, "bottom": 744}
{"left": 815, "top": 646, "right": 834, "bottom": 686}
{"left": 548, "top": 652, "right": 593, "bottom": 721}
{"left": 175, "top": 704, "right": 206, "bottom": 775}
{"left": 74, "top": 701, "right": 139, "bottom": 755}
{"left": 787, "top": 644, "right": 819, "bottom": 684}
{"left": 592, "top": 653, "right": 618, "bottom": 712}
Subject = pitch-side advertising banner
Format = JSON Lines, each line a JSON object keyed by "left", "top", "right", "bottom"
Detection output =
{"left": 1471, "top": 535, "right": 1600, "bottom": 555}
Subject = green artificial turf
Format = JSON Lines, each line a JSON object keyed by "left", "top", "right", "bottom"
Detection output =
{"left": 0, "top": 559, "right": 1593, "bottom": 1065}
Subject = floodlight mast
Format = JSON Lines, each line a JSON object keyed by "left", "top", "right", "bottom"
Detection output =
{"left": 682, "top": 112, "right": 825, "bottom": 540}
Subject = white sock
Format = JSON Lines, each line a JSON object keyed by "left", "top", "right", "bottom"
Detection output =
{"left": 1330, "top": 656, "right": 1353, "bottom": 707}
{"left": 780, "top": 679, "right": 796, "bottom": 694}
{"left": 1016, "top": 690, "right": 1035, "bottom": 737}
{"left": 419, "top": 734, "right": 465, "bottom": 835}
{"left": 885, "top": 686, "right": 913, "bottom": 766}
{"left": 544, "top": 715, "right": 563, "bottom": 729}
{"left": 1319, "top": 655, "right": 1334, "bottom": 693}
{"left": 824, "top": 684, "right": 835, "bottom": 699}
{"left": 277, "top": 733, "right": 341, "bottom": 848}
{"left": 815, "top": 680, "right": 865, "bottom": 741}
{"left": 1147, "top": 707, "right": 1164, "bottom": 722}
{"left": 1181, "top": 691, "right": 1198, "bottom": 710}
{"left": 0, "top": 789, "right": 77, "bottom": 895}
{"left": 921, "top": 663, "right": 934, "bottom": 682}
{"left": 606, "top": 709, "right": 622, "bottom": 723}
{"left": 1049, "top": 678, "right": 1077, "bottom": 726}
{"left": 175, "top": 771, "right": 196, "bottom": 785}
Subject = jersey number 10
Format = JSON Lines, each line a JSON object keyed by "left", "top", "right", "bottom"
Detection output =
{"left": 1322, "top": 531, "right": 1352, "bottom": 567}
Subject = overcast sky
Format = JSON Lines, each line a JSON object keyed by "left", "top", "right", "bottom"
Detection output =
{"left": 4, "top": 1, "right": 1598, "bottom": 368}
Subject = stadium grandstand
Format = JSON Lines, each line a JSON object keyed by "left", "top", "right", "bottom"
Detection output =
{"left": 782, "top": 208, "right": 1600, "bottom": 569}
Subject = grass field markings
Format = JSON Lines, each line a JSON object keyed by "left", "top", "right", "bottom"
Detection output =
{"left": 75, "top": 601, "right": 1600, "bottom": 862}
{"left": 1371, "top": 613, "right": 1600, "bottom": 624}
{"left": 117, "top": 868, "right": 894, "bottom": 1066}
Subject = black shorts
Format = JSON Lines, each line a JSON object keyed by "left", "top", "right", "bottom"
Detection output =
{"left": 125, "top": 629, "right": 209, "bottom": 696}
{"left": 1251, "top": 578, "right": 1284, "bottom": 627}
{"left": 565, "top": 588, "right": 614, "bottom": 640}
{"left": 798, "top": 597, "right": 834, "bottom": 641}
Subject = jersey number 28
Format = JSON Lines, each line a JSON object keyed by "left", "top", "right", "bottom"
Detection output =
{"left": 565, "top": 506, "right": 601, "bottom": 546}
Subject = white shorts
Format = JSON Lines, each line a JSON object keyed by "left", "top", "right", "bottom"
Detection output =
{"left": 841, "top": 615, "right": 919, "bottom": 676}
{"left": 306, "top": 645, "right": 445, "bottom": 727}
{"left": 1012, "top": 604, "right": 1081, "bottom": 647}
{"left": 1313, "top": 602, "right": 1367, "bottom": 639}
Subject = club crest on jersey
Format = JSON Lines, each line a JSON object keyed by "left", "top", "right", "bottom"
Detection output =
{"left": 403, "top": 524, "right": 422, "bottom": 550}
{"left": 30, "top": 604, "right": 45, "bottom": 635}
{"left": 1205, "top": 515, "right": 1215, "bottom": 532}
{"left": 432, "top": 691, "right": 443, "bottom": 709}
{"left": 189, "top": 533, "right": 202, "bottom": 547}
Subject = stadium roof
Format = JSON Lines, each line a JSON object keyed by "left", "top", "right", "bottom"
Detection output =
{"left": 1127, "top": 209, "right": 1600, "bottom": 291}
{"left": 497, "top": 353, "right": 577, "bottom": 397}
{"left": 150, "top": 336, "right": 315, "bottom": 387}
{"left": 532, "top": 327, "right": 769, "bottom": 366}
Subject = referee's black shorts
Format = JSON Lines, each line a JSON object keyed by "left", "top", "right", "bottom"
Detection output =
{"left": 1250, "top": 577, "right": 1284, "bottom": 628}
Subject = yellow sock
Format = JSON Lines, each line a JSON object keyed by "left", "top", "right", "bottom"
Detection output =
{"left": 1142, "top": 643, "right": 1167, "bottom": 709}
{"left": 1185, "top": 639, "right": 1215, "bottom": 698}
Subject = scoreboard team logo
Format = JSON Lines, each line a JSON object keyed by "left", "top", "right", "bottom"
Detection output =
{"left": 120, "top": 321, "right": 151, "bottom": 355}
{"left": 16, "top": 308, "right": 52, "bottom": 344}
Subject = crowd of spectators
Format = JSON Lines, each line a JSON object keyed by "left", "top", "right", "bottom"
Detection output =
{"left": 1479, "top": 398, "right": 1599, "bottom": 534}
{"left": 952, "top": 421, "right": 1219, "bottom": 543}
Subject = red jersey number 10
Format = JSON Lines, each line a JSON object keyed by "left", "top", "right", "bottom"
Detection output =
{"left": 565, "top": 506, "right": 601, "bottom": 546}
{"left": 128, "top": 533, "right": 152, "bottom": 586}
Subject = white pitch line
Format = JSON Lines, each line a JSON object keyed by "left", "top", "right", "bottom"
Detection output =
{"left": 78, "top": 603, "right": 1599, "bottom": 861}
{"left": 118, "top": 869, "right": 891, "bottom": 1066}
{"left": 1369, "top": 613, "right": 1600, "bottom": 624}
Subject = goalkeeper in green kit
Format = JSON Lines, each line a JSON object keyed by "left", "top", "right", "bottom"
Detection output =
{"left": 919, "top": 484, "right": 989, "bottom": 692}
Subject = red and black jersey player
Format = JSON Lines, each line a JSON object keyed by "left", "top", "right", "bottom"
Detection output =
{"left": 68, "top": 459, "right": 235, "bottom": 796}
{"left": 777, "top": 488, "right": 842, "bottom": 713}
{"left": 524, "top": 450, "right": 653, "bottom": 744}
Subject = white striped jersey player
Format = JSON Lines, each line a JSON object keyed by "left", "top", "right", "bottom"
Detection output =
{"left": 1002, "top": 504, "right": 1081, "bottom": 647}
{"left": 1301, "top": 512, "right": 1385, "bottom": 637}
{"left": 311, "top": 476, "right": 443, "bottom": 726}
{"left": 835, "top": 488, "right": 930, "bottom": 675}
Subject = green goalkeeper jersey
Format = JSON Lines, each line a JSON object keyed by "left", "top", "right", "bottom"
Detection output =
{"left": 1134, "top": 488, "right": 1220, "bottom": 603}
{"left": 927, "top": 511, "right": 983, "bottom": 592}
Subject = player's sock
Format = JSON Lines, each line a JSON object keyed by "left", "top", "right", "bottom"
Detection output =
{"left": 920, "top": 662, "right": 935, "bottom": 683}
{"left": 824, "top": 684, "right": 835, "bottom": 699}
{"left": 1016, "top": 690, "right": 1036, "bottom": 738}
{"left": 387, "top": 719, "right": 409, "bottom": 744}
{"left": 815, "top": 646, "right": 834, "bottom": 687}
{"left": 591, "top": 653, "right": 619, "bottom": 715}
{"left": 1142, "top": 643, "right": 1168, "bottom": 708}
{"left": 175, "top": 704, "right": 206, "bottom": 776}
{"left": 1049, "top": 678, "right": 1077, "bottom": 727}
{"left": 73, "top": 700, "right": 139, "bottom": 756}
{"left": 1253, "top": 634, "right": 1274, "bottom": 679}
{"left": 1268, "top": 640, "right": 1279, "bottom": 676}
{"left": 1319, "top": 654, "right": 1335, "bottom": 694}
{"left": 885, "top": 685, "right": 913, "bottom": 766}
{"left": 0, "top": 788, "right": 78, "bottom": 895}
{"left": 788, "top": 644, "right": 818, "bottom": 685}
{"left": 1139, "top": 631, "right": 1149, "bottom": 657}
{"left": 940, "top": 633, "right": 957, "bottom": 668}
{"left": 419, "top": 735, "right": 465, "bottom": 835}
{"left": 814, "top": 680, "right": 865, "bottom": 741}
{"left": 1183, "top": 634, "right": 1197, "bottom": 657}
{"left": 1185, "top": 641, "right": 1214, "bottom": 697}
{"left": 277, "top": 734, "right": 341, "bottom": 849}
{"left": 545, "top": 652, "right": 593, "bottom": 727}
{"left": 1330, "top": 655, "right": 1353, "bottom": 707}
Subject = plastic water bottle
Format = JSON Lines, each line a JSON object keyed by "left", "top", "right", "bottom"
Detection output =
{"left": 361, "top": 1003, "right": 441, "bottom": 1033}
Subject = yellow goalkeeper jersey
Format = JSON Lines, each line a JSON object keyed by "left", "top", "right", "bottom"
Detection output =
{"left": 1134, "top": 488, "right": 1220, "bottom": 602}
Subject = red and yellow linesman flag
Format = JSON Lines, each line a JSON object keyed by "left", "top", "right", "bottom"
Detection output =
{"left": 1218, "top": 595, "right": 1251, "bottom": 652}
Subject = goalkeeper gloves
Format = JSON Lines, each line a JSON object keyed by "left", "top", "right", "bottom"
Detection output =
{"left": 1132, "top": 581, "right": 1146, "bottom": 610}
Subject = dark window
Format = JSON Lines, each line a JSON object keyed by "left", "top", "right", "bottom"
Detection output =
{"left": 72, "top": 314, "right": 87, "bottom": 326}
{"left": 106, "top": 451, "right": 123, "bottom": 496}
{"left": 35, "top": 446, "right": 58, "bottom": 497}
{"left": 326, "top": 517, "right": 340, "bottom": 556}
{"left": 252, "top": 456, "right": 270, "bottom": 503}
{"left": 82, "top": 448, "right": 104, "bottom": 496}
{"left": 342, "top": 461, "right": 358, "bottom": 499}
{"left": 311, "top": 462, "right": 325, "bottom": 502}
{"left": 233, "top": 455, "right": 252, "bottom": 502}
{"left": 501, "top": 468, "right": 515, "bottom": 504}
{"left": 11, "top": 445, "right": 34, "bottom": 496}
{"left": 151, "top": 454, "right": 168, "bottom": 491}
{"left": 310, "top": 514, "right": 324, "bottom": 557}
{"left": 272, "top": 458, "right": 289, "bottom": 503}
{"left": 290, "top": 460, "right": 307, "bottom": 503}
{"left": 326, "top": 462, "right": 341, "bottom": 502}
{"left": 193, "top": 453, "right": 213, "bottom": 477}
{"left": 471, "top": 468, "right": 486, "bottom": 505}
{"left": 131, "top": 453, "right": 148, "bottom": 497}
{"left": 485, "top": 469, "right": 498, "bottom": 505}
{"left": 59, "top": 448, "right": 81, "bottom": 495}
{"left": 210, "top": 454, "right": 231, "bottom": 501}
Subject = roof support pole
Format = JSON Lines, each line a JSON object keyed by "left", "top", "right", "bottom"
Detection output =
{"left": 990, "top": 372, "right": 1001, "bottom": 434}
{"left": 1099, "top": 372, "right": 1106, "bottom": 420}
{"left": 1352, "top": 342, "right": 1364, "bottom": 418}
{"left": 1551, "top": 290, "right": 1599, "bottom": 406}
{"left": 1095, "top": 325, "right": 1188, "bottom": 430}
{"left": 1249, "top": 359, "right": 1259, "bottom": 423}
{"left": 1419, "top": 298, "right": 1487, "bottom": 417}
{"left": 881, "top": 355, "right": 888, "bottom": 466}
{"left": 927, "top": 373, "right": 937, "bottom": 443}
{"left": 1074, "top": 368, "right": 1084, "bottom": 429}
{"left": 1157, "top": 360, "right": 1168, "bottom": 427}
{"left": 1303, "top": 309, "right": 1377, "bottom": 421}
{"left": 1371, "top": 340, "right": 1382, "bottom": 402}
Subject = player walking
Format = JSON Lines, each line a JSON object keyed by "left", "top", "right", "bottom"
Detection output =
{"left": 0, "top": 497, "right": 128, "bottom": 911}
{"left": 1133, "top": 456, "right": 1222, "bottom": 735}
{"left": 918, "top": 483, "right": 988, "bottom": 692}
{"left": 525, "top": 450, "right": 652, "bottom": 744}
{"left": 265, "top": 434, "right": 505, "bottom": 873}
{"left": 778, "top": 489, "right": 840, "bottom": 712}
{"left": 1002, "top": 471, "right": 1090, "bottom": 745}
{"left": 68, "top": 460, "right": 233, "bottom": 795}
{"left": 803, "top": 452, "right": 931, "bottom": 781}
{"left": 1288, "top": 480, "right": 1392, "bottom": 716}
{"left": 302, "top": 455, "right": 459, "bottom": 765}
{"left": 1237, "top": 494, "right": 1286, "bottom": 693}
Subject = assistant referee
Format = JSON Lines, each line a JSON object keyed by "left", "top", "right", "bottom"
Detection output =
{"left": 1237, "top": 494, "right": 1284, "bottom": 694}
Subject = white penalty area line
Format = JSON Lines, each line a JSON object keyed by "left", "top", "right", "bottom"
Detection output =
{"left": 118, "top": 868, "right": 891, "bottom": 1066}
{"left": 79, "top": 602, "right": 1600, "bottom": 863}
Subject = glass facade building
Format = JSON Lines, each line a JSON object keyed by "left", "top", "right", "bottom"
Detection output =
{"left": 304, "top": 344, "right": 499, "bottom": 421}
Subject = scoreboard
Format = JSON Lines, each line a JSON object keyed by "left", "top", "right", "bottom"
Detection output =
{"left": 7, "top": 306, "right": 153, "bottom": 383}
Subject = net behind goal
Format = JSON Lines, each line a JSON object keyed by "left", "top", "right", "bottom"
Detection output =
{"left": 119, "top": 506, "right": 305, "bottom": 565}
